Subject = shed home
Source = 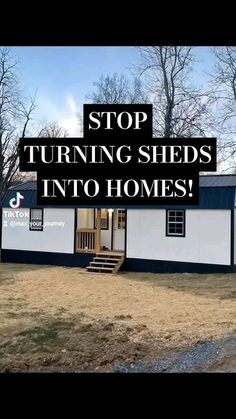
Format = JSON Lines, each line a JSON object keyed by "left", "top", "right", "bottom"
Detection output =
{"left": 1, "top": 175, "right": 236, "bottom": 273}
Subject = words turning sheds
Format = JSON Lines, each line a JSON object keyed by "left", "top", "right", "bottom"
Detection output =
{"left": 19, "top": 104, "right": 217, "bottom": 206}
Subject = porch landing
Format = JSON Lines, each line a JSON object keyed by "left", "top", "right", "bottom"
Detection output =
{"left": 98, "top": 251, "right": 124, "bottom": 257}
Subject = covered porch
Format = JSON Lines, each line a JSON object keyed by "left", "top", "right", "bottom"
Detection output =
{"left": 75, "top": 208, "right": 126, "bottom": 254}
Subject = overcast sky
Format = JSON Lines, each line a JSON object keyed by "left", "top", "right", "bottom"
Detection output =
{"left": 9, "top": 47, "right": 217, "bottom": 136}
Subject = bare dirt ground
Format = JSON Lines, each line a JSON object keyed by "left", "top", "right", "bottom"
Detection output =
{"left": 0, "top": 263, "right": 235, "bottom": 372}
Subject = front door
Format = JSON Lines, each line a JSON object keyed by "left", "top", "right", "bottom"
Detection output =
{"left": 94, "top": 209, "right": 111, "bottom": 250}
{"left": 94, "top": 209, "right": 126, "bottom": 251}
{"left": 113, "top": 209, "right": 126, "bottom": 251}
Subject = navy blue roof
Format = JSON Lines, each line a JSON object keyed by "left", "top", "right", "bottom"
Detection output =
{"left": 10, "top": 176, "right": 236, "bottom": 191}
{"left": 184, "top": 186, "right": 235, "bottom": 209}
{"left": 9, "top": 181, "right": 37, "bottom": 191}
{"left": 199, "top": 175, "right": 236, "bottom": 188}
{"left": 2, "top": 176, "right": 236, "bottom": 209}
{"left": 2, "top": 188, "right": 42, "bottom": 209}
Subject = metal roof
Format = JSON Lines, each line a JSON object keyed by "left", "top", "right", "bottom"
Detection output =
{"left": 199, "top": 175, "right": 236, "bottom": 188}
{"left": 2, "top": 176, "right": 236, "bottom": 209}
{"left": 2, "top": 189, "right": 43, "bottom": 209}
{"left": 10, "top": 175, "right": 236, "bottom": 191}
{"left": 9, "top": 181, "right": 37, "bottom": 191}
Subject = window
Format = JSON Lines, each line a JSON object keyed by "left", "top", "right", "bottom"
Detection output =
{"left": 94, "top": 209, "right": 109, "bottom": 230}
{"left": 166, "top": 210, "right": 185, "bottom": 237}
{"left": 30, "top": 208, "right": 43, "bottom": 231}
{"left": 117, "top": 209, "right": 125, "bottom": 230}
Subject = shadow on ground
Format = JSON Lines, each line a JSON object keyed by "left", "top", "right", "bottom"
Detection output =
{"left": 0, "top": 312, "right": 153, "bottom": 372}
{"left": 0, "top": 264, "right": 59, "bottom": 285}
{"left": 120, "top": 272, "right": 236, "bottom": 301}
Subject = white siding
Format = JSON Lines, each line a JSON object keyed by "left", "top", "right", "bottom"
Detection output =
{"left": 2, "top": 208, "right": 75, "bottom": 254}
{"left": 127, "top": 209, "right": 231, "bottom": 266}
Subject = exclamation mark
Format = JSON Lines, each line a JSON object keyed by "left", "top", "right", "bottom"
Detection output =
{"left": 189, "top": 179, "right": 193, "bottom": 197}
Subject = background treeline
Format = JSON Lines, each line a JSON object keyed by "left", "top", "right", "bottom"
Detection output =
{"left": 1, "top": 46, "right": 236, "bottom": 197}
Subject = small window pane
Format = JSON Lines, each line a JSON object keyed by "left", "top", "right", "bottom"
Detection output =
{"left": 31, "top": 209, "right": 42, "bottom": 219}
{"left": 117, "top": 209, "right": 125, "bottom": 230}
{"left": 101, "top": 217, "right": 108, "bottom": 229}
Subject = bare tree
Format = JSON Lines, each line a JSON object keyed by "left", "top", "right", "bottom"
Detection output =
{"left": 0, "top": 48, "right": 36, "bottom": 197}
{"left": 37, "top": 120, "right": 69, "bottom": 138}
{"left": 0, "top": 48, "right": 71, "bottom": 194}
{"left": 87, "top": 73, "right": 147, "bottom": 104}
{"left": 137, "top": 47, "right": 213, "bottom": 138}
{"left": 213, "top": 47, "right": 236, "bottom": 121}
{"left": 211, "top": 47, "right": 236, "bottom": 169}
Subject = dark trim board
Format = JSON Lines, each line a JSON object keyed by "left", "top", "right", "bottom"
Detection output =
{"left": 111, "top": 210, "right": 114, "bottom": 251}
{"left": 0, "top": 207, "right": 2, "bottom": 256}
{"left": 121, "top": 258, "right": 236, "bottom": 274}
{"left": 1, "top": 250, "right": 235, "bottom": 273}
{"left": 1, "top": 249, "right": 93, "bottom": 268}
{"left": 124, "top": 209, "right": 127, "bottom": 258}
{"left": 74, "top": 208, "right": 77, "bottom": 253}
{"left": 231, "top": 209, "right": 235, "bottom": 266}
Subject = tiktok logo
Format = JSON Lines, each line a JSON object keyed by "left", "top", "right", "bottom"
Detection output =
{"left": 9, "top": 192, "right": 24, "bottom": 208}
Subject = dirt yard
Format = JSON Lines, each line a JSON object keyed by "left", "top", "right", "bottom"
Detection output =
{"left": 0, "top": 263, "right": 236, "bottom": 372}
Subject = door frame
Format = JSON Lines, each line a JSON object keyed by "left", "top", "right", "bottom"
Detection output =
{"left": 111, "top": 209, "right": 126, "bottom": 252}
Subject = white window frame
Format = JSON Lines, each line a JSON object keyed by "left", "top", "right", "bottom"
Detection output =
{"left": 166, "top": 210, "right": 185, "bottom": 237}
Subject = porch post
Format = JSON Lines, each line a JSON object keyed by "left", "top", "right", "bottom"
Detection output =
{"left": 95, "top": 208, "right": 101, "bottom": 253}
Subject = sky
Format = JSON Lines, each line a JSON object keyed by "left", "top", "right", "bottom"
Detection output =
{"left": 9, "top": 46, "right": 216, "bottom": 136}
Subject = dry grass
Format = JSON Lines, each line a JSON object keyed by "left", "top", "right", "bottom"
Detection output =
{"left": 0, "top": 263, "right": 235, "bottom": 372}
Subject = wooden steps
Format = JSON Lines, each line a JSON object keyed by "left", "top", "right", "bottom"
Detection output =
{"left": 86, "top": 252, "right": 124, "bottom": 274}
{"left": 93, "top": 257, "right": 120, "bottom": 263}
